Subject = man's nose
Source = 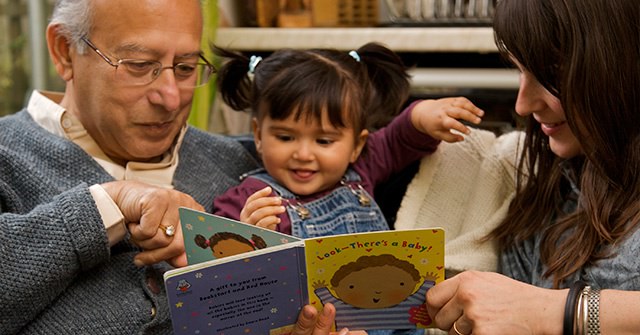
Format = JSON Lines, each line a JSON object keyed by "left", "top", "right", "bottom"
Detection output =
{"left": 148, "top": 68, "right": 181, "bottom": 112}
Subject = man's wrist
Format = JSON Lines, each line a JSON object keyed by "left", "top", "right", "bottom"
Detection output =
{"left": 89, "top": 184, "right": 126, "bottom": 246}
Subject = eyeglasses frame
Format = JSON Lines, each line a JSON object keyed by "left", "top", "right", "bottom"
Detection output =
{"left": 80, "top": 36, "right": 215, "bottom": 87}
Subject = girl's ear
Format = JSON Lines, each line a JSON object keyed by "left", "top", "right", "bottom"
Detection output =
{"left": 46, "top": 23, "right": 74, "bottom": 81}
{"left": 350, "top": 129, "right": 369, "bottom": 163}
{"left": 252, "top": 117, "right": 262, "bottom": 154}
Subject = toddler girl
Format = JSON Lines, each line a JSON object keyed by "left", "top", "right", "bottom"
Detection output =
{"left": 213, "top": 43, "right": 483, "bottom": 238}
{"left": 212, "top": 42, "right": 483, "bottom": 335}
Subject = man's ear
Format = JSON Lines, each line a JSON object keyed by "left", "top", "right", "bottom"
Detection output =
{"left": 350, "top": 129, "right": 369, "bottom": 163}
{"left": 251, "top": 117, "right": 262, "bottom": 154}
{"left": 46, "top": 24, "right": 74, "bottom": 81}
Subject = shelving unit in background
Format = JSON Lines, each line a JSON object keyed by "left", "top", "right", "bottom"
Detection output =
{"left": 215, "top": 27, "right": 519, "bottom": 90}
{"left": 214, "top": 26, "right": 519, "bottom": 135}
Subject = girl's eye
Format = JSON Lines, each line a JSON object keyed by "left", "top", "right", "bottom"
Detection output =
{"left": 316, "top": 138, "right": 333, "bottom": 145}
{"left": 275, "top": 134, "right": 293, "bottom": 142}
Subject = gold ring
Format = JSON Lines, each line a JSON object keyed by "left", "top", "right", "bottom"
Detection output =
{"left": 159, "top": 224, "right": 175, "bottom": 237}
{"left": 453, "top": 321, "right": 467, "bottom": 335}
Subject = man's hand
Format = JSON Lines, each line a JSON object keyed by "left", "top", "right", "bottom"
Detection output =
{"left": 101, "top": 180, "right": 204, "bottom": 267}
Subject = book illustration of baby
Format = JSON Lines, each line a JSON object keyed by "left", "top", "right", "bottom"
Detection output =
{"left": 313, "top": 254, "right": 438, "bottom": 329}
{"left": 194, "top": 232, "right": 267, "bottom": 259}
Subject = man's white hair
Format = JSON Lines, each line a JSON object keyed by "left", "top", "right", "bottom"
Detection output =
{"left": 49, "top": 0, "right": 204, "bottom": 54}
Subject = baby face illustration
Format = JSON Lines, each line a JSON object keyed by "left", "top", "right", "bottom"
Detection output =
{"left": 333, "top": 265, "right": 419, "bottom": 309}
{"left": 211, "top": 239, "right": 256, "bottom": 258}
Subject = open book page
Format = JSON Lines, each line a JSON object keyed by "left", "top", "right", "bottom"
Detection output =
{"left": 165, "top": 242, "right": 308, "bottom": 335}
{"left": 304, "top": 229, "right": 444, "bottom": 330}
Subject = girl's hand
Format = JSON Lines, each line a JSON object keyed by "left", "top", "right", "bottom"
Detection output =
{"left": 411, "top": 97, "right": 484, "bottom": 143}
{"left": 239, "top": 186, "right": 286, "bottom": 230}
{"left": 293, "top": 303, "right": 368, "bottom": 335}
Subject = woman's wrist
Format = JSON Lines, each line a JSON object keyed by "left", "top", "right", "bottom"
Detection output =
{"left": 531, "top": 285, "right": 567, "bottom": 335}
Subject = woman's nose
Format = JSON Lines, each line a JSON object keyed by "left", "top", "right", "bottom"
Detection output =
{"left": 514, "top": 72, "right": 547, "bottom": 117}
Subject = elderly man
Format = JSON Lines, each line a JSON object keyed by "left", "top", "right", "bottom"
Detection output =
{"left": 0, "top": 0, "right": 355, "bottom": 334}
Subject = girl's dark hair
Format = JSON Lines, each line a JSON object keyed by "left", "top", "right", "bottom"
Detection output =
{"left": 490, "top": 0, "right": 640, "bottom": 287}
{"left": 214, "top": 42, "right": 411, "bottom": 133}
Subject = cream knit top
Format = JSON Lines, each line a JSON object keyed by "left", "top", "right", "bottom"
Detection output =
{"left": 395, "top": 129, "right": 525, "bottom": 275}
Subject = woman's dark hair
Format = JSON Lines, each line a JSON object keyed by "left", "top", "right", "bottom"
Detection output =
{"left": 490, "top": 0, "right": 640, "bottom": 287}
{"left": 213, "top": 42, "right": 411, "bottom": 133}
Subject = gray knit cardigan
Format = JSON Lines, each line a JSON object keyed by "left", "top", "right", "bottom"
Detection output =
{"left": 0, "top": 110, "right": 259, "bottom": 334}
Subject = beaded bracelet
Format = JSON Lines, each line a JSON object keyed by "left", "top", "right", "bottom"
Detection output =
{"left": 572, "top": 285, "right": 601, "bottom": 335}
{"left": 585, "top": 288, "right": 601, "bottom": 334}
{"left": 564, "top": 281, "right": 587, "bottom": 335}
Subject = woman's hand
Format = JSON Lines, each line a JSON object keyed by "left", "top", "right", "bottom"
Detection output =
{"left": 426, "top": 271, "right": 566, "bottom": 335}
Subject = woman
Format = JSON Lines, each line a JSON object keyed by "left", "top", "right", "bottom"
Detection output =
{"left": 426, "top": 0, "right": 640, "bottom": 334}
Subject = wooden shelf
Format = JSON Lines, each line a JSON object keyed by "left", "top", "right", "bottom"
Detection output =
{"left": 215, "top": 27, "right": 498, "bottom": 53}
{"left": 214, "top": 27, "right": 518, "bottom": 89}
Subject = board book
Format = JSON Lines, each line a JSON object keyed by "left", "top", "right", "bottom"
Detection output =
{"left": 164, "top": 208, "right": 444, "bottom": 335}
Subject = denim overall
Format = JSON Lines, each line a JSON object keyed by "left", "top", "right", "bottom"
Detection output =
{"left": 247, "top": 169, "right": 421, "bottom": 335}
{"left": 247, "top": 168, "right": 389, "bottom": 238}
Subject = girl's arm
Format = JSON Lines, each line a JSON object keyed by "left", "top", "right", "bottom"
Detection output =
{"left": 410, "top": 97, "right": 484, "bottom": 143}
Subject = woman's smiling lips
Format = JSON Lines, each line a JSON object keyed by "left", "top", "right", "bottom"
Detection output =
{"left": 539, "top": 120, "right": 567, "bottom": 137}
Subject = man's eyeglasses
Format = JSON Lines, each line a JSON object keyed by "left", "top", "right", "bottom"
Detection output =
{"left": 81, "top": 37, "right": 215, "bottom": 88}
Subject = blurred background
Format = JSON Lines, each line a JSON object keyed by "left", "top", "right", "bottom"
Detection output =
{"left": 0, "top": 0, "right": 219, "bottom": 129}
{"left": 1, "top": 0, "right": 517, "bottom": 135}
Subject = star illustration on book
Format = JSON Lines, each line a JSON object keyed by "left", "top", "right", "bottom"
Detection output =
{"left": 185, "top": 223, "right": 193, "bottom": 231}
{"left": 175, "top": 302, "right": 183, "bottom": 308}
{"left": 271, "top": 307, "right": 278, "bottom": 314}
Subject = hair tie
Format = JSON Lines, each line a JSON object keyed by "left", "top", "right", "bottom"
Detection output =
{"left": 348, "top": 50, "right": 360, "bottom": 62}
{"left": 204, "top": 239, "right": 210, "bottom": 247}
{"left": 248, "top": 55, "right": 262, "bottom": 74}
